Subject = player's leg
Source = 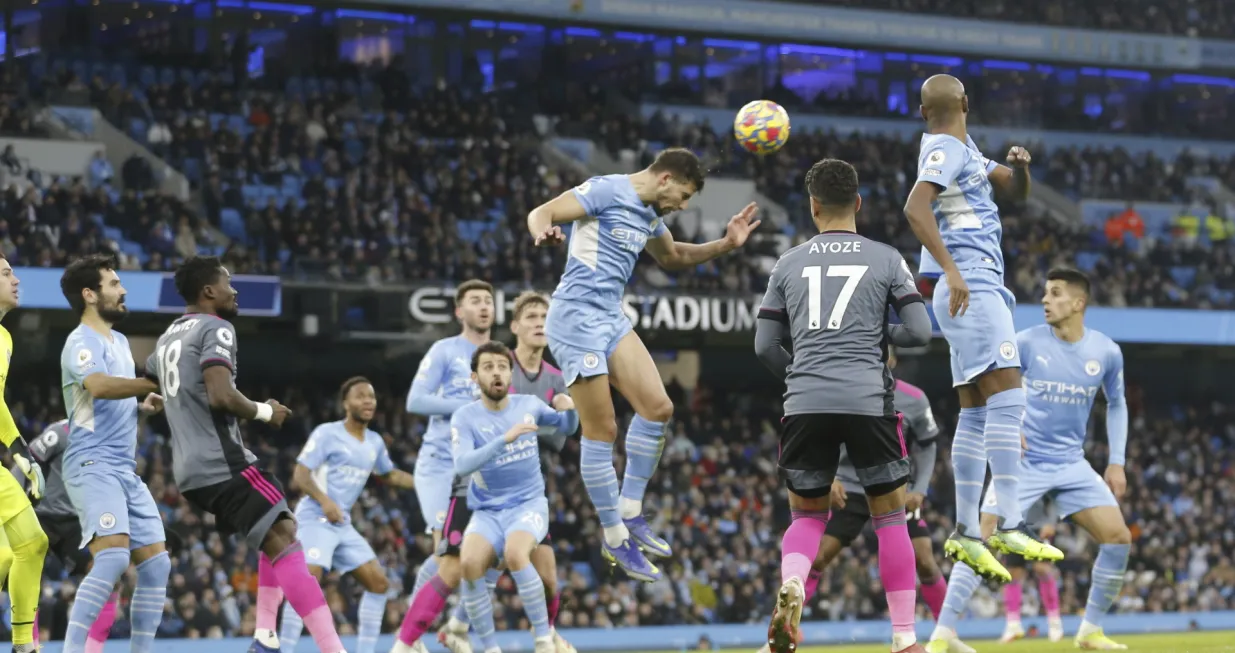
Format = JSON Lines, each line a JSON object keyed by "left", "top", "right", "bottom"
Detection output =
{"left": 607, "top": 330, "right": 674, "bottom": 559}
{"left": 808, "top": 491, "right": 869, "bottom": 602}
{"left": 64, "top": 470, "right": 134, "bottom": 653}
{"left": 458, "top": 516, "right": 502, "bottom": 653}
{"left": 279, "top": 518, "right": 337, "bottom": 653}
{"left": 338, "top": 531, "right": 390, "bottom": 653}
{"left": 910, "top": 520, "right": 947, "bottom": 620}
{"left": 1068, "top": 496, "right": 1131, "bottom": 649}
{"left": 926, "top": 511, "right": 999, "bottom": 653}
{"left": 126, "top": 476, "right": 172, "bottom": 653}
{"left": 1033, "top": 561, "right": 1063, "bottom": 642}
{"left": 999, "top": 562, "right": 1029, "bottom": 643}
{"left": 503, "top": 499, "right": 554, "bottom": 651}
{"left": 531, "top": 538, "right": 575, "bottom": 652}
{"left": 1, "top": 505, "right": 46, "bottom": 652}
{"left": 411, "top": 462, "right": 453, "bottom": 595}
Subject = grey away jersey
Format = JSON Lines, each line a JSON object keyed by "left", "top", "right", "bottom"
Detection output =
{"left": 147, "top": 314, "right": 257, "bottom": 491}
{"left": 836, "top": 381, "right": 939, "bottom": 494}
{"left": 9, "top": 420, "right": 73, "bottom": 518}
{"left": 759, "top": 232, "right": 923, "bottom": 417}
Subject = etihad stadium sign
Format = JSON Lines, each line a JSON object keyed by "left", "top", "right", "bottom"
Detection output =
{"left": 407, "top": 286, "right": 761, "bottom": 333}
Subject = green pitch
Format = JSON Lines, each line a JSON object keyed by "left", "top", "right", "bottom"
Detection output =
{"left": 622, "top": 631, "right": 1235, "bottom": 653}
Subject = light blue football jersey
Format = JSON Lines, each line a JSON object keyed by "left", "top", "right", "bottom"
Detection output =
{"left": 60, "top": 325, "right": 140, "bottom": 477}
{"left": 915, "top": 133, "right": 1004, "bottom": 278}
{"left": 294, "top": 421, "right": 395, "bottom": 525}
{"left": 407, "top": 335, "right": 481, "bottom": 460}
{"left": 552, "top": 175, "right": 669, "bottom": 309}
{"left": 1017, "top": 325, "right": 1127, "bottom": 465}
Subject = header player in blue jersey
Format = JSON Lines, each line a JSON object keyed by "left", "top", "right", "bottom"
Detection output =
{"left": 405, "top": 279, "right": 492, "bottom": 600}
{"left": 926, "top": 269, "right": 1132, "bottom": 653}
{"left": 452, "top": 341, "right": 579, "bottom": 653}
{"left": 903, "top": 74, "right": 1062, "bottom": 581}
{"left": 528, "top": 148, "right": 760, "bottom": 580}
{"left": 279, "top": 377, "right": 415, "bottom": 653}
{"left": 59, "top": 254, "right": 171, "bottom": 653}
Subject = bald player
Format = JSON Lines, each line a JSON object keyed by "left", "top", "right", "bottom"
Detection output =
{"left": 902, "top": 74, "right": 1062, "bottom": 582}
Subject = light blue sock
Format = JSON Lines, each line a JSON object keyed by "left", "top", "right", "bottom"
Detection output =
{"left": 357, "top": 591, "right": 387, "bottom": 653}
{"left": 65, "top": 547, "right": 129, "bottom": 652}
{"left": 461, "top": 576, "right": 498, "bottom": 651}
{"left": 619, "top": 416, "right": 667, "bottom": 518}
{"left": 450, "top": 567, "right": 500, "bottom": 625}
{"left": 278, "top": 603, "right": 303, "bottom": 653}
{"left": 985, "top": 389, "right": 1026, "bottom": 529}
{"left": 411, "top": 556, "right": 440, "bottom": 599}
{"left": 511, "top": 566, "right": 551, "bottom": 638}
{"left": 1084, "top": 544, "right": 1130, "bottom": 628}
{"left": 580, "top": 438, "right": 621, "bottom": 529}
{"left": 952, "top": 406, "right": 988, "bottom": 535}
{"left": 936, "top": 563, "right": 981, "bottom": 633}
{"left": 131, "top": 551, "right": 171, "bottom": 653}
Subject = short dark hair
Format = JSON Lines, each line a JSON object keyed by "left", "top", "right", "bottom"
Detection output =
{"left": 805, "top": 159, "right": 859, "bottom": 208}
{"left": 470, "top": 340, "right": 512, "bottom": 371}
{"left": 1046, "top": 267, "right": 1091, "bottom": 299}
{"left": 338, "top": 376, "right": 372, "bottom": 404}
{"left": 174, "top": 255, "right": 224, "bottom": 304}
{"left": 455, "top": 279, "right": 494, "bottom": 306}
{"left": 60, "top": 253, "right": 119, "bottom": 316}
{"left": 649, "top": 147, "right": 706, "bottom": 193}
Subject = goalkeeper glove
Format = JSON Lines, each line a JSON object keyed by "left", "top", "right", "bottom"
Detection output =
{"left": 12, "top": 452, "right": 45, "bottom": 500}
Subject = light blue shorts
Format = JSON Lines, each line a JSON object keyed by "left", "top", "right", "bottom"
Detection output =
{"left": 414, "top": 453, "right": 454, "bottom": 534}
{"left": 65, "top": 467, "right": 165, "bottom": 550}
{"left": 981, "top": 458, "right": 1118, "bottom": 523}
{"left": 298, "top": 519, "right": 376, "bottom": 574}
{"left": 545, "top": 299, "right": 632, "bottom": 386}
{"left": 465, "top": 496, "right": 550, "bottom": 555}
{"left": 933, "top": 268, "right": 1020, "bottom": 386}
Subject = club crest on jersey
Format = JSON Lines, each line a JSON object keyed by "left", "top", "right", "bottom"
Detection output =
{"left": 307, "top": 547, "right": 322, "bottom": 560}
{"left": 77, "top": 348, "right": 93, "bottom": 368}
{"left": 217, "top": 328, "right": 235, "bottom": 346}
{"left": 582, "top": 352, "right": 600, "bottom": 370}
{"left": 926, "top": 149, "right": 946, "bottom": 166}
{"left": 1085, "top": 360, "right": 1102, "bottom": 376}
{"left": 999, "top": 341, "right": 1016, "bottom": 360}
{"left": 524, "top": 413, "right": 536, "bottom": 425}
{"left": 99, "top": 513, "right": 116, "bottom": 529}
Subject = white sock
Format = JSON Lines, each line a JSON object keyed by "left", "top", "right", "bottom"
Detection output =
{"left": 446, "top": 615, "right": 468, "bottom": 633}
{"left": 930, "top": 625, "right": 958, "bottom": 642}
{"left": 254, "top": 628, "right": 279, "bottom": 647}
{"left": 602, "top": 523, "right": 630, "bottom": 548}
{"left": 619, "top": 497, "right": 642, "bottom": 520}
{"left": 1007, "top": 618, "right": 1023, "bottom": 628}
{"left": 1078, "top": 620, "right": 1102, "bottom": 637}
{"left": 892, "top": 632, "right": 917, "bottom": 650}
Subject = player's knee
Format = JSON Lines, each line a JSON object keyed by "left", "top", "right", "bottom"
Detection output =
{"left": 366, "top": 575, "right": 390, "bottom": 595}
{"left": 503, "top": 545, "right": 532, "bottom": 571}
{"left": 459, "top": 554, "right": 488, "bottom": 582}
{"left": 639, "top": 397, "right": 674, "bottom": 424}
{"left": 15, "top": 528, "right": 49, "bottom": 558}
{"left": 0, "top": 546, "right": 14, "bottom": 576}
{"left": 1104, "top": 524, "right": 1132, "bottom": 546}
{"left": 438, "top": 556, "right": 462, "bottom": 587}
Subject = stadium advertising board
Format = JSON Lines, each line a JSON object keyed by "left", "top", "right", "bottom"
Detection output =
{"left": 14, "top": 267, "right": 282, "bottom": 316}
{"left": 408, "top": 286, "right": 761, "bottom": 333}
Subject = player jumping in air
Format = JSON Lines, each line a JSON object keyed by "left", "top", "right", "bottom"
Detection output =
{"left": 927, "top": 269, "right": 1131, "bottom": 653}
{"left": 528, "top": 147, "right": 759, "bottom": 580}
{"left": 451, "top": 341, "right": 579, "bottom": 653}
{"left": 146, "top": 255, "right": 348, "bottom": 653}
{"left": 405, "top": 280, "right": 493, "bottom": 601}
{"left": 903, "top": 74, "right": 1063, "bottom": 580}
{"left": 59, "top": 255, "right": 170, "bottom": 653}
{"left": 279, "top": 377, "right": 416, "bottom": 653}
{"left": 12, "top": 420, "right": 186, "bottom": 653}
{"left": 755, "top": 159, "right": 932, "bottom": 653}
{"left": 810, "top": 349, "right": 949, "bottom": 619}
{"left": 0, "top": 254, "right": 47, "bottom": 653}
{"left": 394, "top": 292, "right": 576, "bottom": 653}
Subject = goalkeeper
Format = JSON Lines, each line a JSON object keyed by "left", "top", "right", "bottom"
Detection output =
{"left": 0, "top": 256, "right": 49, "bottom": 652}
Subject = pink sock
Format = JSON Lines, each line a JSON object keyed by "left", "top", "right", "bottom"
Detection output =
{"left": 271, "top": 542, "right": 344, "bottom": 653}
{"left": 397, "top": 575, "right": 453, "bottom": 645}
{"left": 873, "top": 510, "right": 917, "bottom": 636}
{"left": 257, "top": 554, "right": 285, "bottom": 632}
{"left": 548, "top": 593, "right": 561, "bottom": 624}
{"left": 1039, "top": 573, "right": 1061, "bottom": 619}
{"left": 1004, "top": 581, "right": 1024, "bottom": 623}
{"left": 804, "top": 569, "right": 822, "bottom": 602}
{"left": 84, "top": 592, "right": 120, "bottom": 653}
{"left": 920, "top": 577, "right": 947, "bottom": 620}
{"left": 781, "top": 510, "right": 828, "bottom": 584}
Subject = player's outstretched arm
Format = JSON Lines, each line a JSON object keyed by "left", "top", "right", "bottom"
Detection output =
{"left": 644, "top": 203, "right": 760, "bottom": 271}
{"left": 527, "top": 188, "right": 591, "bottom": 247}
{"left": 81, "top": 373, "right": 159, "bottom": 400}
{"left": 379, "top": 468, "right": 415, "bottom": 489}
{"left": 987, "top": 147, "right": 1032, "bottom": 202}
{"left": 451, "top": 417, "right": 532, "bottom": 477}
{"left": 886, "top": 301, "right": 932, "bottom": 347}
{"left": 405, "top": 345, "right": 471, "bottom": 417}
{"left": 753, "top": 316, "right": 792, "bottom": 381}
{"left": 909, "top": 440, "right": 937, "bottom": 496}
{"left": 201, "top": 366, "right": 285, "bottom": 425}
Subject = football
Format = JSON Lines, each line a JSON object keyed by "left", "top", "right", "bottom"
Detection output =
{"left": 733, "top": 100, "right": 791, "bottom": 155}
